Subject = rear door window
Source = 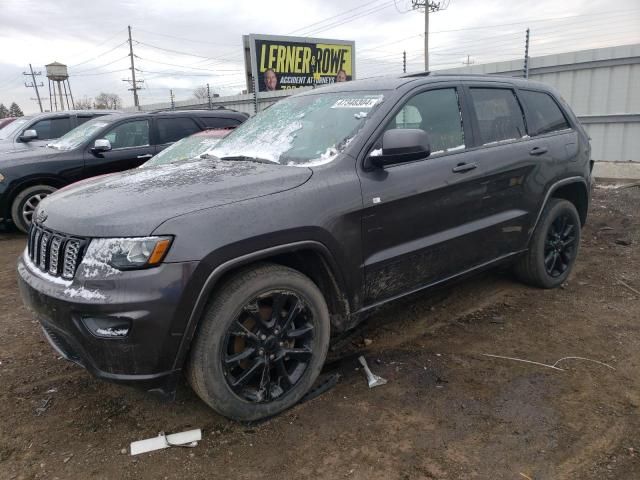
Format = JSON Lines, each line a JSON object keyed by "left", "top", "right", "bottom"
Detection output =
{"left": 201, "top": 117, "right": 242, "bottom": 129}
{"left": 520, "top": 90, "right": 570, "bottom": 136}
{"left": 387, "top": 88, "right": 465, "bottom": 154}
{"left": 469, "top": 88, "right": 526, "bottom": 145}
{"left": 156, "top": 117, "right": 201, "bottom": 144}
{"left": 30, "top": 117, "right": 72, "bottom": 140}
{"left": 103, "top": 120, "right": 150, "bottom": 149}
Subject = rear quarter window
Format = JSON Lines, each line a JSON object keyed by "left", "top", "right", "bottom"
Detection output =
{"left": 156, "top": 117, "right": 201, "bottom": 144}
{"left": 201, "top": 117, "right": 242, "bottom": 129}
{"left": 520, "top": 90, "right": 570, "bottom": 136}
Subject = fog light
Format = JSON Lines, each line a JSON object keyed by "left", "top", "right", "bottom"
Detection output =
{"left": 82, "top": 316, "right": 131, "bottom": 338}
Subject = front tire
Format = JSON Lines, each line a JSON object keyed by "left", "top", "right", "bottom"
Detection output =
{"left": 11, "top": 184, "right": 57, "bottom": 233}
{"left": 515, "top": 198, "right": 581, "bottom": 288}
{"left": 187, "top": 263, "right": 330, "bottom": 421}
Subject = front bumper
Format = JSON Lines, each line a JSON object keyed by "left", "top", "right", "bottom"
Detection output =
{"left": 17, "top": 252, "right": 199, "bottom": 396}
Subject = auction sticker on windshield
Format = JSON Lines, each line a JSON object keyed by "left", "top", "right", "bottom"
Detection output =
{"left": 331, "top": 96, "right": 383, "bottom": 109}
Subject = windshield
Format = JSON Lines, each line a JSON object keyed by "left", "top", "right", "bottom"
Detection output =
{"left": 49, "top": 117, "right": 110, "bottom": 151}
{"left": 206, "top": 91, "right": 385, "bottom": 166}
{"left": 0, "top": 118, "right": 31, "bottom": 140}
{"left": 142, "top": 134, "right": 224, "bottom": 168}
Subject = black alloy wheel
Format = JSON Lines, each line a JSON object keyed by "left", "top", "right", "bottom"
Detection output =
{"left": 543, "top": 213, "right": 578, "bottom": 278}
{"left": 187, "top": 263, "right": 330, "bottom": 421}
{"left": 514, "top": 198, "right": 582, "bottom": 289}
{"left": 222, "top": 291, "right": 315, "bottom": 403}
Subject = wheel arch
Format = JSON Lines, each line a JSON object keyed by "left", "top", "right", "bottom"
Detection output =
{"left": 172, "top": 241, "right": 351, "bottom": 371}
{"left": 550, "top": 181, "right": 589, "bottom": 226}
{"left": 529, "top": 177, "right": 589, "bottom": 241}
{"left": 4, "top": 175, "right": 67, "bottom": 218}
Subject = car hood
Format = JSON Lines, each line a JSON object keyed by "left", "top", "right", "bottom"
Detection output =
{"left": 0, "top": 145, "right": 64, "bottom": 164}
{"left": 38, "top": 159, "right": 313, "bottom": 237}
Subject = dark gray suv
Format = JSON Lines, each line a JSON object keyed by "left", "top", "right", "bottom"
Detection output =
{"left": 17, "top": 73, "right": 592, "bottom": 421}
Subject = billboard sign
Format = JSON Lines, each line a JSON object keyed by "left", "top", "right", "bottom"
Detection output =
{"left": 244, "top": 34, "right": 355, "bottom": 93}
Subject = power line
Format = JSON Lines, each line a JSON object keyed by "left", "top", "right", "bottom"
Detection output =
{"left": 69, "top": 40, "right": 129, "bottom": 68}
{"left": 134, "top": 28, "right": 238, "bottom": 47}
{"left": 72, "top": 55, "right": 130, "bottom": 74}
{"left": 301, "top": 2, "right": 396, "bottom": 36}
{"left": 287, "top": 0, "right": 389, "bottom": 35}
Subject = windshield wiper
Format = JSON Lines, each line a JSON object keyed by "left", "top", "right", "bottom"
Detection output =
{"left": 220, "top": 155, "right": 278, "bottom": 165}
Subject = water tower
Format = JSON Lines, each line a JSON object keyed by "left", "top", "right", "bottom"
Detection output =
{"left": 46, "top": 62, "right": 75, "bottom": 111}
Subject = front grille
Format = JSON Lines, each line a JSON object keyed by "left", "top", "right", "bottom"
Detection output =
{"left": 28, "top": 224, "right": 87, "bottom": 280}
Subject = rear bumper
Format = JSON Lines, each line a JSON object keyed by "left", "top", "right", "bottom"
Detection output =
{"left": 17, "top": 251, "right": 199, "bottom": 396}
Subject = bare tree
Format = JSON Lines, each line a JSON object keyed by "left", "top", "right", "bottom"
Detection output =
{"left": 75, "top": 96, "right": 93, "bottom": 110}
{"left": 95, "top": 93, "right": 122, "bottom": 110}
{"left": 193, "top": 86, "right": 209, "bottom": 102}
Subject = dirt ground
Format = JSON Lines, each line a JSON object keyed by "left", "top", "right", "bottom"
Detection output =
{"left": 1, "top": 184, "right": 639, "bottom": 480}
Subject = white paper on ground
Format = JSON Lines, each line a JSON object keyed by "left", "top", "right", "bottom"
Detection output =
{"left": 130, "top": 429, "right": 202, "bottom": 455}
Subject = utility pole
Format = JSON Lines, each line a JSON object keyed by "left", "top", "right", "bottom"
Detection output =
{"left": 206, "top": 83, "right": 212, "bottom": 109}
{"left": 462, "top": 55, "right": 475, "bottom": 67}
{"left": 170, "top": 89, "right": 175, "bottom": 110}
{"left": 523, "top": 28, "right": 530, "bottom": 79}
{"left": 127, "top": 25, "right": 140, "bottom": 110}
{"left": 411, "top": 1, "right": 447, "bottom": 71}
{"left": 23, "top": 64, "right": 44, "bottom": 112}
{"left": 403, "top": 50, "right": 407, "bottom": 73}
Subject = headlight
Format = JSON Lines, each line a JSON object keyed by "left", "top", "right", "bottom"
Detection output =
{"left": 0, "top": 173, "right": 5, "bottom": 183}
{"left": 85, "top": 236, "right": 173, "bottom": 270}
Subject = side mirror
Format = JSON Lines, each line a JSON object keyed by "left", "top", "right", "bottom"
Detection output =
{"left": 92, "top": 138, "right": 112, "bottom": 153}
{"left": 19, "top": 129, "right": 38, "bottom": 142}
{"left": 368, "top": 129, "right": 431, "bottom": 168}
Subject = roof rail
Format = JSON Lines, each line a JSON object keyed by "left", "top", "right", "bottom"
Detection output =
{"left": 400, "top": 71, "right": 431, "bottom": 78}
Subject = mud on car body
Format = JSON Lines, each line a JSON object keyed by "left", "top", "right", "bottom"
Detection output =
{"left": 17, "top": 73, "right": 592, "bottom": 421}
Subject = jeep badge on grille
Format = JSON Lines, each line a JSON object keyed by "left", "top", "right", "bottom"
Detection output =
{"left": 35, "top": 209, "right": 47, "bottom": 224}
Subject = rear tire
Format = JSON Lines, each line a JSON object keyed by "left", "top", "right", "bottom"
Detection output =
{"left": 187, "top": 263, "right": 330, "bottom": 421}
{"left": 11, "top": 184, "right": 57, "bottom": 233}
{"left": 515, "top": 198, "right": 581, "bottom": 288}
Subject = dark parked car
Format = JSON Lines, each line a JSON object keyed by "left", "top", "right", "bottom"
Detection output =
{"left": 18, "top": 73, "right": 592, "bottom": 421}
{"left": 0, "top": 109, "right": 248, "bottom": 232}
{"left": 0, "top": 110, "right": 116, "bottom": 154}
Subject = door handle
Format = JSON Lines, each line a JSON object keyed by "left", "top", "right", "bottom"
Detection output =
{"left": 452, "top": 162, "right": 477, "bottom": 173}
{"left": 529, "top": 146, "right": 548, "bottom": 156}
{"left": 137, "top": 154, "right": 153, "bottom": 159}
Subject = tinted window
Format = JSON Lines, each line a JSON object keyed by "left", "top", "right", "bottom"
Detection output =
{"left": 201, "top": 117, "right": 241, "bottom": 129}
{"left": 469, "top": 88, "right": 526, "bottom": 144}
{"left": 103, "top": 120, "right": 150, "bottom": 149}
{"left": 76, "top": 116, "right": 96, "bottom": 126}
{"left": 31, "top": 117, "right": 72, "bottom": 140}
{"left": 388, "top": 88, "right": 465, "bottom": 153}
{"left": 156, "top": 117, "right": 200, "bottom": 144}
{"left": 520, "top": 90, "right": 570, "bottom": 136}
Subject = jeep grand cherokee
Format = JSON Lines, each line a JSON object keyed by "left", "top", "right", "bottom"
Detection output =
{"left": 18, "top": 73, "right": 592, "bottom": 421}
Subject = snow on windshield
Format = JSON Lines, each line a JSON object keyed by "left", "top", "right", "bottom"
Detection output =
{"left": 206, "top": 92, "right": 384, "bottom": 166}
{"left": 0, "top": 118, "right": 29, "bottom": 140}
{"left": 49, "top": 119, "right": 109, "bottom": 150}
{"left": 142, "top": 135, "right": 223, "bottom": 168}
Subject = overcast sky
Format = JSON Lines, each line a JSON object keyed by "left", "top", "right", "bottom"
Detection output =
{"left": 1, "top": 0, "right": 638, "bottom": 114}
